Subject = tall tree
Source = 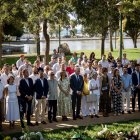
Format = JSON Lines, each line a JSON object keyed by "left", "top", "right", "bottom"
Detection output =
{"left": 123, "top": 0, "right": 140, "bottom": 48}
{"left": 22, "top": 0, "right": 71, "bottom": 64}
{"left": 71, "top": 0, "right": 119, "bottom": 56}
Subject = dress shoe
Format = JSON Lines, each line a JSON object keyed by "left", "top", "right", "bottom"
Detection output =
{"left": 35, "top": 122, "right": 39, "bottom": 126}
{"left": 41, "top": 121, "right": 47, "bottom": 124}
{"left": 127, "top": 111, "right": 131, "bottom": 114}
{"left": 53, "top": 118, "right": 58, "bottom": 122}
{"left": 90, "top": 115, "right": 94, "bottom": 118}
{"left": 76, "top": 115, "right": 83, "bottom": 119}
{"left": 73, "top": 117, "right": 77, "bottom": 120}
{"left": 122, "top": 111, "right": 124, "bottom": 114}
{"left": 95, "top": 115, "right": 99, "bottom": 118}
{"left": 27, "top": 123, "right": 34, "bottom": 126}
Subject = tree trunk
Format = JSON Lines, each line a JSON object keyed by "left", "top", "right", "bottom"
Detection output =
{"left": 101, "top": 32, "right": 106, "bottom": 58}
{"left": 132, "top": 36, "right": 137, "bottom": 48}
{"left": 36, "top": 30, "right": 40, "bottom": 56}
{"left": 109, "top": 28, "right": 113, "bottom": 52}
{"left": 0, "top": 24, "right": 3, "bottom": 67}
{"left": 43, "top": 19, "right": 50, "bottom": 65}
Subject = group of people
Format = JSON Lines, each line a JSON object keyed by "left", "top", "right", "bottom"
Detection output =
{"left": 0, "top": 50, "right": 140, "bottom": 132}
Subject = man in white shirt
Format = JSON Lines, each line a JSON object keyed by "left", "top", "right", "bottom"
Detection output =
{"left": 1, "top": 64, "right": 10, "bottom": 86}
{"left": 122, "top": 53, "right": 130, "bottom": 66}
{"left": 116, "top": 61, "right": 123, "bottom": 76}
{"left": 98, "top": 55, "right": 109, "bottom": 69}
{"left": 18, "top": 59, "right": 32, "bottom": 75}
{"left": 52, "top": 57, "right": 62, "bottom": 74}
{"left": 16, "top": 55, "right": 25, "bottom": 69}
{"left": 29, "top": 67, "right": 39, "bottom": 84}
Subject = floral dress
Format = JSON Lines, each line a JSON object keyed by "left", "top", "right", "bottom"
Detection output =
{"left": 58, "top": 78, "right": 71, "bottom": 116}
{"left": 111, "top": 76, "right": 122, "bottom": 113}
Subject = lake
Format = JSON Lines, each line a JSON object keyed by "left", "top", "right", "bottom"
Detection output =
{"left": 24, "top": 38, "right": 140, "bottom": 54}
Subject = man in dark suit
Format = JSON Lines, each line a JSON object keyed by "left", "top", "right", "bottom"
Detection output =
{"left": 34, "top": 68, "right": 49, "bottom": 125}
{"left": 132, "top": 64, "right": 140, "bottom": 112}
{"left": 70, "top": 67, "right": 84, "bottom": 120}
{"left": 19, "top": 69, "right": 34, "bottom": 129}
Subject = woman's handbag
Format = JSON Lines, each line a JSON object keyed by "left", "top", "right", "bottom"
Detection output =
{"left": 86, "top": 92, "right": 97, "bottom": 103}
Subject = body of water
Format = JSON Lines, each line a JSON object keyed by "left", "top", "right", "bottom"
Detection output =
{"left": 24, "top": 38, "right": 140, "bottom": 54}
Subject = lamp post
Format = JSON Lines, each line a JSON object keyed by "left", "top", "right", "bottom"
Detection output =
{"left": 116, "top": 1, "right": 123, "bottom": 61}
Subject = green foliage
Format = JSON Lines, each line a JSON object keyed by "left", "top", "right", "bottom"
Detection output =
{"left": 123, "top": 0, "right": 140, "bottom": 48}
{"left": 3, "top": 23, "right": 24, "bottom": 37}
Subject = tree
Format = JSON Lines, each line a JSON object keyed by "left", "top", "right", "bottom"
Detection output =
{"left": 0, "top": 0, "right": 25, "bottom": 66}
{"left": 3, "top": 22, "right": 24, "bottom": 38}
{"left": 123, "top": 0, "right": 140, "bottom": 48}
{"left": 71, "top": 0, "right": 119, "bottom": 56}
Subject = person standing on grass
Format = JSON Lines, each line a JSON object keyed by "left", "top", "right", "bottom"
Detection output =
{"left": 100, "top": 67, "right": 110, "bottom": 117}
{"left": 47, "top": 71, "right": 58, "bottom": 123}
{"left": 132, "top": 64, "right": 140, "bottom": 112}
{"left": 58, "top": 71, "right": 71, "bottom": 121}
{"left": 34, "top": 68, "right": 49, "bottom": 125}
{"left": 81, "top": 73, "right": 90, "bottom": 117}
{"left": 121, "top": 66, "right": 132, "bottom": 114}
{"left": 19, "top": 69, "right": 34, "bottom": 129}
{"left": 4, "top": 75, "right": 20, "bottom": 128}
{"left": 111, "top": 69, "right": 123, "bottom": 116}
{"left": 70, "top": 67, "right": 84, "bottom": 120}
{"left": 88, "top": 72, "right": 100, "bottom": 118}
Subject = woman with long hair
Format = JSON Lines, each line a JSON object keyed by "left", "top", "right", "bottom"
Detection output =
{"left": 111, "top": 69, "right": 123, "bottom": 116}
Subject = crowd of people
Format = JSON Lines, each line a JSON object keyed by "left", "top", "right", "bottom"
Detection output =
{"left": 0, "top": 50, "right": 140, "bottom": 132}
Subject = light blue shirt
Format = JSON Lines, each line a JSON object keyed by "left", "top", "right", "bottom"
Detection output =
{"left": 121, "top": 73, "right": 132, "bottom": 90}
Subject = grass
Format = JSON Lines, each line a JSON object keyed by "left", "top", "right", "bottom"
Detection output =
{"left": 4, "top": 120, "right": 140, "bottom": 140}
{"left": 1, "top": 48, "right": 140, "bottom": 66}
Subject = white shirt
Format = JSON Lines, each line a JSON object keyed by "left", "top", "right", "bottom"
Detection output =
{"left": 98, "top": 60, "right": 109, "bottom": 68}
{"left": 18, "top": 64, "right": 32, "bottom": 75}
{"left": 55, "top": 71, "right": 68, "bottom": 81}
{"left": 12, "top": 69, "right": 18, "bottom": 77}
{"left": 29, "top": 74, "right": 39, "bottom": 84}
{"left": 117, "top": 67, "right": 123, "bottom": 76}
{"left": 88, "top": 78, "right": 100, "bottom": 96}
{"left": 16, "top": 59, "right": 24, "bottom": 69}
{"left": 1, "top": 73, "right": 9, "bottom": 86}
{"left": 122, "top": 58, "right": 130, "bottom": 66}
{"left": 14, "top": 75, "right": 22, "bottom": 86}
{"left": 52, "top": 63, "right": 61, "bottom": 74}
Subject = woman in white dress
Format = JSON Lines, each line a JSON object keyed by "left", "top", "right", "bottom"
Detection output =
{"left": 4, "top": 75, "right": 20, "bottom": 128}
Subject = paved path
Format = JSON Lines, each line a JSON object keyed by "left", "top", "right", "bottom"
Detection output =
{"left": 2, "top": 111, "right": 140, "bottom": 135}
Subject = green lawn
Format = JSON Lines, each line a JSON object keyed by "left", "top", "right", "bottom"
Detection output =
{"left": 1, "top": 48, "right": 140, "bottom": 66}
{"left": 76, "top": 48, "right": 140, "bottom": 60}
{"left": 3, "top": 120, "right": 140, "bottom": 140}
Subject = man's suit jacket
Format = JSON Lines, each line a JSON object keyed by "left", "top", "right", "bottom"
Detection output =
{"left": 132, "top": 71, "right": 140, "bottom": 92}
{"left": 34, "top": 78, "right": 49, "bottom": 99}
{"left": 19, "top": 78, "right": 34, "bottom": 101}
{"left": 70, "top": 73, "right": 84, "bottom": 95}
{"left": 127, "top": 67, "right": 135, "bottom": 75}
